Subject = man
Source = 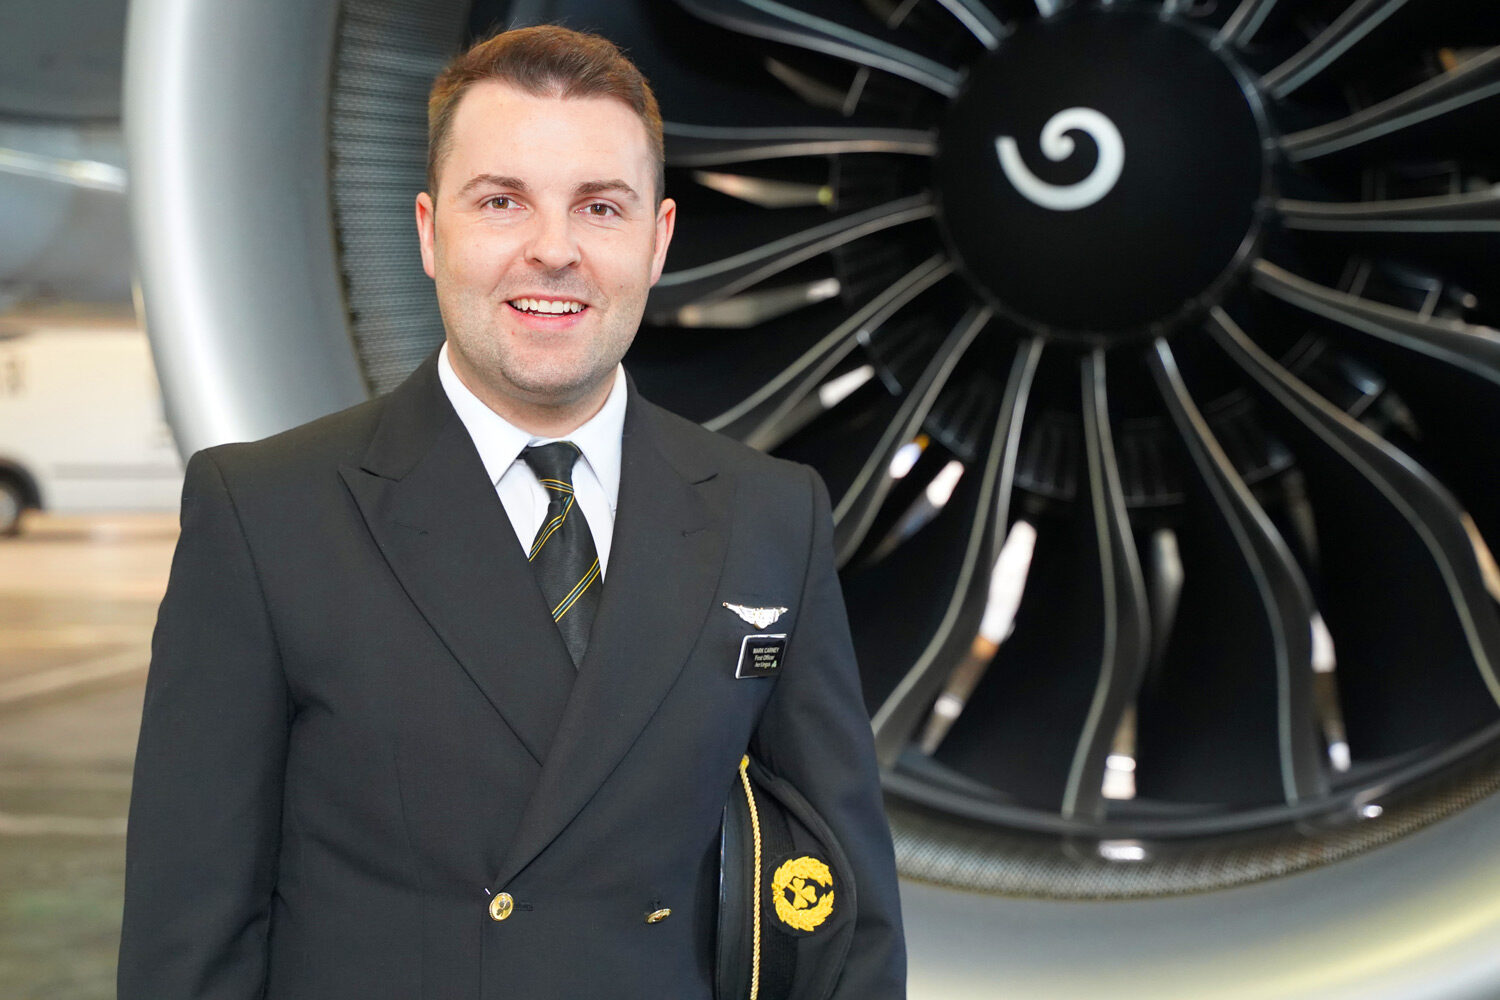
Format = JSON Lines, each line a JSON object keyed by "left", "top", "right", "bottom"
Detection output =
{"left": 119, "top": 25, "right": 905, "bottom": 999}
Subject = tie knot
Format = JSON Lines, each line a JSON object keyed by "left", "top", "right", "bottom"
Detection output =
{"left": 521, "top": 441, "right": 582, "bottom": 486}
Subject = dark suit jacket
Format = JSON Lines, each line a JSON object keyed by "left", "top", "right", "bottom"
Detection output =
{"left": 118, "top": 353, "right": 905, "bottom": 999}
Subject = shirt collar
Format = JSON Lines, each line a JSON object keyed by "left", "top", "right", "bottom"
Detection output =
{"left": 437, "top": 343, "right": 626, "bottom": 507}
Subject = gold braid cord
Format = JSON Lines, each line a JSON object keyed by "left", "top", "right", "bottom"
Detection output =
{"left": 739, "top": 756, "right": 763, "bottom": 1000}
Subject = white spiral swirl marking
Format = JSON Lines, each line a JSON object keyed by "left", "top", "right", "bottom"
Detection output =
{"left": 995, "top": 107, "right": 1125, "bottom": 212}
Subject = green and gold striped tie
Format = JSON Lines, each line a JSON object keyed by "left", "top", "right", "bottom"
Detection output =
{"left": 521, "top": 442, "right": 601, "bottom": 667}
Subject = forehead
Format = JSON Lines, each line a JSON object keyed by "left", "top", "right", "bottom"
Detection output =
{"left": 441, "top": 80, "right": 652, "bottom": 190}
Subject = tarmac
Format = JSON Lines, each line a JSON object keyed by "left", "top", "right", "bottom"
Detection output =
{"left": 0, "top": 512, "right": 174, "bottom": 999}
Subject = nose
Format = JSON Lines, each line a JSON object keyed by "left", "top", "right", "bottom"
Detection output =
{"left": 525, "top": 209, "right": 581, "bottom": 271}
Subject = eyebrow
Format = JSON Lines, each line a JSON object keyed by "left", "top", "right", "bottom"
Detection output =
{"left": 458, "top": 174, "right": 528, "bottom": 197}
{"left": 575, "top": 179, "right": 641, "bottom": 204}
{"left": 457, "top": 173, "right": 640, "bottom": 204}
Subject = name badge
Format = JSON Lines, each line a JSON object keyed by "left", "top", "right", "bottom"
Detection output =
{"left": 735, "top": 634, "right": 787, "bottom": 678}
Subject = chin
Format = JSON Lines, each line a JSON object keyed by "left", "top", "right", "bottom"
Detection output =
{"left": 502, "top": 366, "right": 615, "bottom": 407}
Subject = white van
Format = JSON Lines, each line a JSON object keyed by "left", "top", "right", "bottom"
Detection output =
{"left": 0, "top": 324, "right": 183, "bottom": 533}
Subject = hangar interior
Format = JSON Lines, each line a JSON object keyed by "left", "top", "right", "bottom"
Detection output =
{"left": 4, "top": 0, "right": 1500, "bottom": 996}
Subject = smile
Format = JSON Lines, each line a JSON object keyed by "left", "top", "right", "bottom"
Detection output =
{"left": 508, "top": 298, "right": 586, "bottom": 315}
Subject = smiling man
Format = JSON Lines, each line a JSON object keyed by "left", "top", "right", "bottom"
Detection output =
{"left": 119, "top": 25, "right": 904, "bottom": 1000}
{"left": 416, "top": 65, "right": 674, "bottom": 435}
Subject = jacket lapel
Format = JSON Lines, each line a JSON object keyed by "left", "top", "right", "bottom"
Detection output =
{"left": 339, "top": 354, "right": 575, "bottom": 765}
{"left": 495, "top": 388, "right": 730, "bottom": 886}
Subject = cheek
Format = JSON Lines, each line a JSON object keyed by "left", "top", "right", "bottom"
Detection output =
{"left": 596, "top": 235, "right": 662, "bottom": 293}
{"left": 436, "top": 219, "right": 514, "bottom": 274}
{"left": 440, "top": 241, "right": 500, "bottom": 287}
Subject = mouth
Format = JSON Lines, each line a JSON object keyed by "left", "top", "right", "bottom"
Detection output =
{"left": 506, "top": 297, "right": 588, "bottom": 318}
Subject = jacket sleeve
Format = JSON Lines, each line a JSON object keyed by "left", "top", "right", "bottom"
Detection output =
{"left": 118, "top": 449, "right": 289, "bottom": 999}
{"left": 749, "top": 465, "right": 908, "bottom": 999}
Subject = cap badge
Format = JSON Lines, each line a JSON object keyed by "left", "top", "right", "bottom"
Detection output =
{"left": 771, "top": 855, "right": 834, "bottom": 933}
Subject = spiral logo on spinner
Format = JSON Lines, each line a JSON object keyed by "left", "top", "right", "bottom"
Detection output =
{"left": 995, "top": 107, "right": 1126, "bottom": 212}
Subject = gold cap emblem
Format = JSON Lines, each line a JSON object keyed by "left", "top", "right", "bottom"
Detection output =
{"left": 770, "top": 855, "right": 834, "bottom": 932}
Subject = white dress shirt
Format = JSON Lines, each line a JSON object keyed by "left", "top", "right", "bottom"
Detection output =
{"left": 437, "top": 343, "right": 626, "bottom": 575}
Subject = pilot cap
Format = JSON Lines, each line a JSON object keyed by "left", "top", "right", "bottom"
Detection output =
{"left": 718, "top": 755, "right": 857, "bottom": 1000}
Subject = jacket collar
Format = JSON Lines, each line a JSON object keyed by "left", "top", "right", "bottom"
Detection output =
{"left": 340, "top": 351, "right": 575, "bottom": 763}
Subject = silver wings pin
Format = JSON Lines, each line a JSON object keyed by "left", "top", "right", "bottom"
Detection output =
{"left": 723, "top": 602, "right": 789, "bottom": 630}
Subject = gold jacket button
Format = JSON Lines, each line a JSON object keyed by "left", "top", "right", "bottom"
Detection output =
{"left": 645, "top": 907, "right": 671, "bottom": 924}
{"left": 488, "top": 892, "right": 514, "bottom": 922}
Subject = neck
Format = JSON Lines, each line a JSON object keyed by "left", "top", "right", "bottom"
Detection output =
{"left": 447, "top": 350, "right": 615, "bottom": 438}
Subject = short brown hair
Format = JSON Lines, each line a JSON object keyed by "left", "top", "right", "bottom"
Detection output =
{"left": 426, "top": 25, "right": 665, "bottom": 202}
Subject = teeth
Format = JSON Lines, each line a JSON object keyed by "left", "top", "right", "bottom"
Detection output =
{"left": 511, "top": 298, "right": 584, "bottom": 315}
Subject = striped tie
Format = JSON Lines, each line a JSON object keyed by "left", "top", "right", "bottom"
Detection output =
{"left": 521, "top": 442, "right": 601, "bottom": 667}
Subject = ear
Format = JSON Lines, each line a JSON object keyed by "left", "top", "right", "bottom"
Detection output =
{"left": 648, "top": 197, "right": 677, "bottom": 287}
{"left": 415, "top": 191, "right": 437, "bottom": 279}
